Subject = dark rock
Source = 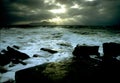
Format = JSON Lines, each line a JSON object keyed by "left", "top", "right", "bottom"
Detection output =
{"left": 33, "top": 54, "right": 41, "bottom": 57}
{"left": 0, "top": 53, "right": 10, "bottom": 66}
{"left": 7, "top": 46, "right": 30, "bottom": 60}
{"left": 41, "top": 48, "right": 58, "bottom": 54}
{"left": 0, "top": 66, "right": 8, "bottom": 73}
{"left": 103, "top": 42, "right": 120, "bottom": 57}
{"left": 15, "top": 63, "right": 50, "bottom": 83}
{"left": 72, "top": 45, "right": 100, "bottom": 59}
{"left": 57, "top": 42, "right": 72, "bottom": 47}
{"left": 1, "top": 49, "right": 7, "bottom": 53}
{"left": 0, "top": 46, "right": 29, "bottom": 66}
{"left": 11, "top": 59, "right": 27, "bottom": 65}
{"left": 13, "top": 45, "right": 20, "bottom": 49}
{"left": 102, "top": 42, "right": 120, "bottom": 66}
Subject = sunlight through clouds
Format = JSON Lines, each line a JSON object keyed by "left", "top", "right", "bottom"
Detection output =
{"left": 1, "top": 0, "right": 120, "bottom": 25}
{"left": 45, "top": 16, "right": 76, "bottom": 25}
{"left": 71, "top": 3, "right": 84, "bottom": 10}
{"left": 44, "top": 0, "right": 56, "bottom": 5}
{"left": 48, "top": 16, "right": 63, "bottom": 24}
{"left": 49, "top": 7, "right": 66, "bottom": 14}
{"left": 49, "top": 3, "right": 67, "bottom": 14}
{"left": 85, "top": 0, "right": 95, "bottom": 2}
{"left": 71, "top": 3, "right": 79, "bottom": 9}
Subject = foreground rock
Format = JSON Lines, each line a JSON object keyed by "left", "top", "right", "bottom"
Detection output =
{"left": 15, "top": 57, "right": 104, "bottom": 83}
{"left": 15, "top": 61, "right": 70, "bottom": 83}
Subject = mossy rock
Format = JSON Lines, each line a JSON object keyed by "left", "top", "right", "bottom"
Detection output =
{"left": 15, "top": 59, "right": 72, "bottom": 83}
{"left": 42, "top": 61, "right": 70, "bottom": 81}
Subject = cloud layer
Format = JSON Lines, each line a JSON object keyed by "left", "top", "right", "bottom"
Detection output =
{"left": 1, "top": 0, "right": 120, "bottom": 25}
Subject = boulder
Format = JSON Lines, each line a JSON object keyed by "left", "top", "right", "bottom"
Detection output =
{"left": 0, "top": 46, "right": 29, "bottom": 66}
{"left": 7, "top": 46, "right": 30, "bottom": 60}
{"left": 102, "top": 42, "right": 120, "bottom": 68}
{"left": 72, "top": 45, "right": 100, "bottom": 59}
{"left": 0, "top": 53, "right": 10, "bottom": 66}
{"left": 103, "top": 42, "right": 120, "bottom": 57}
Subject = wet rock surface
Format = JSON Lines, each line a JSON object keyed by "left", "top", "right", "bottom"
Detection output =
{"left": 15, "top": 57, "right": 120, "bottom": 83}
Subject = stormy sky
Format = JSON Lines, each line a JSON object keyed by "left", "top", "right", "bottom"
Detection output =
{"left": 1, "top": 0, "right": 120, "bottom": 26}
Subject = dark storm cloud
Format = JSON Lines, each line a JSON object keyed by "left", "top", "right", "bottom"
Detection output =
{"left": 65, "top": 0, "right": 120, "bottom": 25}
{"left": 0, "top": 0, "right": 57, "bottom": 25}
{"left": 0, "top": 0, "right": 120, "bottom": 25}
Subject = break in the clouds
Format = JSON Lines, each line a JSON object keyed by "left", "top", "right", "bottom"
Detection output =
{"left": 0, "top": 0, "right": 120, "bottom": 25}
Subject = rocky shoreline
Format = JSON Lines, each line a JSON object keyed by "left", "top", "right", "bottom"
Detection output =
{"left": 0, "top": 42, "right": 120, "bottom": 83}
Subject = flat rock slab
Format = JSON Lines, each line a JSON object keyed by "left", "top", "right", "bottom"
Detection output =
{"left": 15, "top": 61, "right": 70, "bottom": 83}
{"left": 15, "top": 58, "right": 106, "bottom": 83}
